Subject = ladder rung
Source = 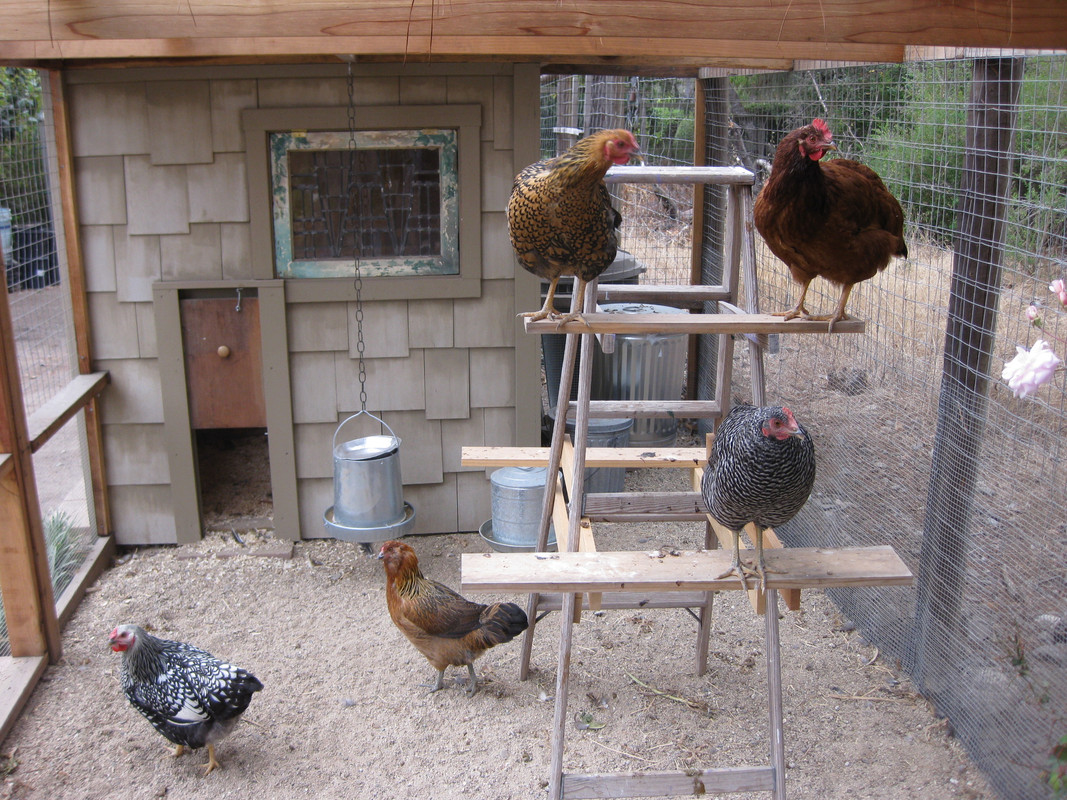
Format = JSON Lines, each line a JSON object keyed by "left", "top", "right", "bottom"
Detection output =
{"left": 525, "top": 312, "right": 865, "bottom": 335}
{"left": 562, "top": 766, "right": 775, "bottom": 798}
{"left": 564, "top": 399, "right": 722, "bottom": 419}
{"left": 582, "top": 491, "right": 706, "bottom": 517}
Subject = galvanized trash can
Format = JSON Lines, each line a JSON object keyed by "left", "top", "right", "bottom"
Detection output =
{"left": 592, "top": 303, "right": 688, "bottom": 448}
{"left": 546, "top": 407, "right": 632, "bottom": 497}
{"left": 324, "top": 411, "right": 415, "bottom": 542}
{"left": 487, "top": 466, "right": 555, "bottom": 550}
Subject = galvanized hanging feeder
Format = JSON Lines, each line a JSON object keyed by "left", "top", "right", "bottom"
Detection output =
{"left": 322, "top": 62, "right": 415, "bottom": 545}
{"left": 323, "top": 410, "right": 415, "bottom": 542}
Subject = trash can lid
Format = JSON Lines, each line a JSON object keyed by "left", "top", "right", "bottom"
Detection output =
{"left": 600, "top": 302, "right": 686, "bottom": 315}
{"left": 491, "top": 466, "right": 548, "bottom": 489}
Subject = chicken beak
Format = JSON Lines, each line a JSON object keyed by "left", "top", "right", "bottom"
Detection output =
{"left": 823, "top": 142, "right": 837, "bottom": 152}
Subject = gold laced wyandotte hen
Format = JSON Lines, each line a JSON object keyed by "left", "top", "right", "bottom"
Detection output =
{"left": 507, "top": 129, "right": 641, "bottom": 326}
{"left": 701, "top": 404, "right": 816, "bottom": 591}
{"left": 754, "top": 118, "right": 908, "bottom": 332}
{"left": 108, "top": 624, "right": 263, "bottom": 775}
{"left": 378, "top": 539, "right": 528, "bottom": 696}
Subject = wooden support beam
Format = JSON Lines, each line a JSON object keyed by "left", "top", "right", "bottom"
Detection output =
{"left": 48, "top": 70, "right": 111, "bottom": 536}
{"left": 525, "top": 312, "right": 865, "bottom": 336}
{"left": 0, "top": 656, "right": 48, "bottom": 746}
{"left": 462, "top": 446, "right": 705, "bottom": 469}
{"left": 0, "top": 254, "right": 60, "bottom": 661}
{"left": 26, "top": 371, "right": 109, "bottom": 452}
{"left": 461, "top": 546, "right": 914, "bottom": 595}
{"left": 562, "top": 766, "right": 774, "bottom": 799}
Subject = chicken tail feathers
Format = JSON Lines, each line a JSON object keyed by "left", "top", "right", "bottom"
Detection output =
{"left": 480, "top": 602, "right": 529, "bottom": 645}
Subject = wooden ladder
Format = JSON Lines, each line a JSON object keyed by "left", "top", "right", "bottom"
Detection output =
{"left": 461, "top": 167, "right": 907, "bottom": 800}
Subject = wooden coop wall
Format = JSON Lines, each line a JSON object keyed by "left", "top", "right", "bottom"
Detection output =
{"left": 67, "top": 62, "right": 542, "bottom": 545}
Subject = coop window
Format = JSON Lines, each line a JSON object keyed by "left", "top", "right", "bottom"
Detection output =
{"left": 269, "top": 129, "right": 459, "bottom": 278}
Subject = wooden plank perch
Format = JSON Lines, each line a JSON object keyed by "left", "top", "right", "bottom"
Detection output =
{"left": 524, "top": 312, "right": 865, "bottom": 336}
{"left": 461, "top": 546, "right": 913, "bottom": 595}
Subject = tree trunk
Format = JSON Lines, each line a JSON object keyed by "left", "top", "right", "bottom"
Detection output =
{"left": 911, "top": 57, "right": 1024, "bottom": 697}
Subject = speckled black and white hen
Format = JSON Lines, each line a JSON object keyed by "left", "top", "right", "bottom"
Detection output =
{"left": 701, "top": 404, "right": 816, "bottom": 591}
{"left": 109, "top": 624, "right": 263, "bottom": 774}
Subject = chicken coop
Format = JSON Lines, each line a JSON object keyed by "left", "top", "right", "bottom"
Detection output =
{"left": 0, "top": 3, "right": 1065, "bottom": 799}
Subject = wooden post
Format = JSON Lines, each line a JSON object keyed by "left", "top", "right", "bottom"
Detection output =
{"left": 695, "top": 77, "right": 730, "bottom": 436}
{"left": 913, "top": 57, "right": 1024, "bottom": 694}
{"left": 46, "top": 68, "right": 112, "bottom": 536}
{"left": 0, "top": 249, "right": 61, "bottom": 661}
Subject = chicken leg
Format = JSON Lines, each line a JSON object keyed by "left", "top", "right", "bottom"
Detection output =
{"left": 202, "top": 743, "right": 222, "bottom": 775}
{"left": 520, "top": 276, "right": 563, "bottom": 322}
{"left": 716, "top": 526, "right": 777, "bottom": 592}
{"left": 772, "top": 277, "right": 815, "bottom": 323}
{"left": 716, "top": 528, "right": 761, "bottom": 591}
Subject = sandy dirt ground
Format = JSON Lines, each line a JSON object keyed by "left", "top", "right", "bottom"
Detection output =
{"left": 0, "top": 431, "right": 997, "bottom": 800}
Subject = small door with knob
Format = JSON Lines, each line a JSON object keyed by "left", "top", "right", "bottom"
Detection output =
{"left": 180, "top": 294, "right": 266, "bottom": 429}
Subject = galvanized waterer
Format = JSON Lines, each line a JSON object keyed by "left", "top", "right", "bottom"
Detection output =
{"left": 323, "top": 410, "right": 416, "bottom": 544}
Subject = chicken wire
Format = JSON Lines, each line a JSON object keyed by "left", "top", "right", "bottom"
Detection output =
{"left": 0, "top": 68, "right": 99, "bottom": 654}
{"left": 542, "top": 59, "right": 1067, "bottom": 799}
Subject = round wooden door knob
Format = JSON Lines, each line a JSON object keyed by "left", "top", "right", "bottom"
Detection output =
{"left": 217, "top": 345, "right": 231, "bottom": 359}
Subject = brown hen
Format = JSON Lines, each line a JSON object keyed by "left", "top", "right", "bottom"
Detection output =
{"left": 378, "top": 540, "right": 528, "bottom": 695}
{"left": 507, "top": 129, "right": 640, "bottom": 325}
{"left": 754, "top": 118, "right": 907, "bottom": 332}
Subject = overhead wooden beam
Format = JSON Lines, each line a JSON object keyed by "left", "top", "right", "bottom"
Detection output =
{"left": 0, "top": 0, "right": 1063, "bottom": 66}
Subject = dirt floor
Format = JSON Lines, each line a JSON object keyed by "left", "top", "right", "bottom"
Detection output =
{"left": 0, "top": 429, "right": 998, "bottom": 800}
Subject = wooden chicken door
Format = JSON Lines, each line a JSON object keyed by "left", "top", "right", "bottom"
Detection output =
{"left": 180, "top": 295, "right": 266, "bottom": 429}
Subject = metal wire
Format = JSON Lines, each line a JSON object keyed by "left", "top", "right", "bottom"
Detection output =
{"left": 346, "top": 61, "right": 368, "bottom": 412}
{"left": 542, "top": 61, "right": 1067, "bottom": 800}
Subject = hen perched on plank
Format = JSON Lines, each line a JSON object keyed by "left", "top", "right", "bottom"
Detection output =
{"left": 108, "top": 624, "right": 263, "bottom": 774}
{"left": 701, "top": 405, "right": 816, "bottom": 591}
{"left": 754, "top": 118, "right": 907, "bottom": 332}
{"left": 378, "top": 539, "right": 528, "bottom": 695}
{"left": 507, "top": 129, "right": 640, "bottom": 326}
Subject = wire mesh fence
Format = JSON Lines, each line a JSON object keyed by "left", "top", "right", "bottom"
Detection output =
{"left": 1, "top": 67, "right": 99, "bottom": 656}
{"left": 541, "top": 58, "right": 1067, "bottom": 799}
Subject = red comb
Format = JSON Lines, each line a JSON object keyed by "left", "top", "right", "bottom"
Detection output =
{"left": 812, "top": 118, "right": 830, "bottom": 135}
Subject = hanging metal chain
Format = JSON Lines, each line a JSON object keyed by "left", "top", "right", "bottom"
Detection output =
{"left": 346, "top": 61, "right": 368, "bottom": 412}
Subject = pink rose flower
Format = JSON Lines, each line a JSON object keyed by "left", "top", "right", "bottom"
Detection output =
{"left": 1051, "top": 278, "right": 1067, "bottom": 307}
{"left": 1026, "top": 304, "right": 1040, "bottom": 322}
{"left": 1002, "top": 339, "right": 1062, "bottom": 398}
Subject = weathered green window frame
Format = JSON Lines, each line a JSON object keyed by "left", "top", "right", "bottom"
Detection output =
{"left": 270, "top": 128, "right": 459, "bottom": 278}
{"left": 243, "top": 104, "right": 482, "bottom": 302}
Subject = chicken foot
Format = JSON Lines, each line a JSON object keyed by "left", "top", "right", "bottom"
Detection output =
{"left": 202, "top": 744, "right": 222, "bottom": 775}
{"left": 716, "top": 528, "right": 778, "bottom": 592}
{"left": 424, "top": 664, "right": 481, "bottom": 696}
{"left": 715, "top": 529, "right": 761, "bottom": 592}
{"left": 520, "top": 276, "right": 564, "bottom": 322}
{"left": 774, "top": 280, "right": 855, "bottom": 333}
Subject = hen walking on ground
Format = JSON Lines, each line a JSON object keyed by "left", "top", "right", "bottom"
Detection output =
{"left": 378, "top": 539, "right": 528, "bottom": 695}
{"left": 754, "top": 118, "right": 907, "bottom": 332}
{"left": 109, "top": 624, "right": 263, "bottom": 774}
{"left": 507, "top": 128, "right": 640, "bottom": 326}
{"left": 701, "top": 404, "right": 816, "bottom": 591}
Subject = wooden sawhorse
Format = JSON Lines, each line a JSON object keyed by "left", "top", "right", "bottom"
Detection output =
{"left": 462, "top": 547, "right": 913, "bottom": 800}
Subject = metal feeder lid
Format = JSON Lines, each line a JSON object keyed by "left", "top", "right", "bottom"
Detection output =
{"left": 491, "top": 466, "right": 548, "bottom": 489}
{"left": 335, "top": 434, "right": 401, "bottom": 462}
{"left": 600, "top": 302, "right": 686, "bottom": 315}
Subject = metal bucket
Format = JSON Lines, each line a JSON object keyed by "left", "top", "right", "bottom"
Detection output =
{"left": 490, "top": 466, "right": 555, "bottom": 548}
{"left": 332, "top": 412, "right": 406, "bottom": 529}
{"left": 592, "top": 303, "right": 688, "bottom": 448}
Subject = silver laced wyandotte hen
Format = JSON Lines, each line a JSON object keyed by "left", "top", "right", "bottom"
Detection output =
{"left": 507, "top": 129, "right": 640, "bottom": 326}
{"left": 108, "top": 624, "right": 263, "bottom": 774}
{"left": 378, "top": 539, "right": 528, "bottom": 695}
{"left": 701, "top": 404, "right": 816, "bottom": 591}
{"left": 754, "top": 118, "right": 907, "bottom": 332}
